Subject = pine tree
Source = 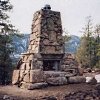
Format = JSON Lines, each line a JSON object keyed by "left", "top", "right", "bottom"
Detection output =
{"left": 0, "top": 0, "right": 16, "bottom": 84}
{"left": 94, "top": 25, "right": 100, "bottom": 67}
{"left": 76, "top": 16, "right": 94, "bottom": 68}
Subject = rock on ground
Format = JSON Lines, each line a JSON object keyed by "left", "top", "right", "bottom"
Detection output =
{"left": 47, "top": 77, "right": 67, "bottom": 86}
{"left": 20, "top": 82, "right": 48, "bottom": 90}
{"left": 87, "top": 77, "right": 97, "bottom": 85}
{"left": 68, "top": 76, "right": 86, "bottom": 84}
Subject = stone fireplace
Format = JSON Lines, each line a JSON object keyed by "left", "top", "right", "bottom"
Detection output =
{"left": 12, "top": 5, "right": 80, "bottom": 89}
{"left": 42, "top": 53, "right": 63, "bottom": 71}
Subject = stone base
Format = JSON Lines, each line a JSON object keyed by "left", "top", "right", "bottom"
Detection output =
{"left": 20, "top": 82, "right": 48, "bottom": 90}
{"left": 12, "top": 70, "right": 87, "bottom": 89}
{"left": 12, "top": 69, "right": 44, "bottom": 85}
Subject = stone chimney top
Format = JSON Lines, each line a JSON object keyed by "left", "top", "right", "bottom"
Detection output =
{"left": 42, "top": 4, "right": 51, "bottom": 10}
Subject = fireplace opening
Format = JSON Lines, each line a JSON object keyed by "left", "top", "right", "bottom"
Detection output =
{"left": 43, "top": 60, "right": 60, "bottom": 71}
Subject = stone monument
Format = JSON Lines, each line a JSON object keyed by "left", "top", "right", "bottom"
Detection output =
{"left": 12, "top": 5, "right": 85, "bottom": 89}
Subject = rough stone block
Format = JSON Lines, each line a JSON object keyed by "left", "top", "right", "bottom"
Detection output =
{"left": 44, "top": 71, "right": 67, "bottom": 80}
{"left": 19, "top": 70, "right": 25, "bottom": 81}
{"left": 31, "top": 45, "right": 35, "bottom": 50}
{"left": 21, "top": 82, "right": 48, "bottom": 90}
{"left": 12, "top": 70, "right": 20, "bottom": 85}
{"left": 23, "top": 56, "right": 28, "bottom": 61}
{"left": 30, "top": 69, "right": 44, "bottom": 83}
{"left": 87, "top": 77, "right": 97, "bottom": 85}
{"left": 30, "top": 61, "right": 34, "bottom": 70}
{"left": 23, "top": 71, "right": 30, "bottom": 83}
{"left": 37, "top": 61, "right": 43, "bottom": 68}
{"left": 45, "top": 46, "right": 55, "bottom": 53}
{"left": 49, "top": 31, "right": 56, "bottom": 42}
{"left": 26, "top": 62, "right": 31, "bottom": 70}
{"left": 28, "top": 82, "right": 48, "bottom": 90}
{"left": 43, "top": 39, "right": 49, "bottom": 45}
{"left": 69, "top": 76, "right": 86, "bottom": 84}
{"left": 47, "top": 77, "right": 67, "bottom": 86}
{"left": 20, "top": 82, "right": 28, "bottom": 89}
{"left": 30, "top": 40, "right": 35, "bottom": 45}
{"left": 34, "top": 53, "right": 42, "bottom": 58}
{"left": 27, "top": 55, "right": 33, "bottom": 61}
{"left": 20, "top": 63, "right": 26, "bottom": 70}
{"left": 34, "top": 19, "right": 41, "bottom": 26}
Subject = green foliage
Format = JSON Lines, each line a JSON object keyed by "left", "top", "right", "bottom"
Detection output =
{"left": 76, "top": 17, "right": 100, "bottom": 68}
{"left": 63, "top": 28, "right": 71, "bottom": 42}
{"left": 0, "top": 0, "right": 17, "bottom": 84}
{"left": 94, "top": 25, "right": 100, "bottom": 67}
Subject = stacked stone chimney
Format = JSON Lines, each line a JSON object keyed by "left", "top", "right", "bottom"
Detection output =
{"left": 12, "top": 5, "right": 81, "bottom": 89}
{"left": 17, "top": 6, "right": 64, "bottom": 71}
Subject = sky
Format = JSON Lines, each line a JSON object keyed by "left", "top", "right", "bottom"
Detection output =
{"left": 10, "top": 0, "right": 100, "bottom": 36}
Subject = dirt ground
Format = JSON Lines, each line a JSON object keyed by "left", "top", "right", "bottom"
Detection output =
{"left": 0, "top": 83, "right": 95, "bottom": 100}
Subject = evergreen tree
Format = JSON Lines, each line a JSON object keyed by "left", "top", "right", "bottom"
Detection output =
{"left": 76, "top": 16, "right": 94, "bottom": 68}
{"left": 0, "top": 0, "right": 16, "bottom": 84}
{"left": 94, "top": 25, "right": 100, "bottom": 67}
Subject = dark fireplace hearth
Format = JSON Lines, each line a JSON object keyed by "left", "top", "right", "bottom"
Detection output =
{"left": 43, "top": 60, "right": 60, "bottom": 71}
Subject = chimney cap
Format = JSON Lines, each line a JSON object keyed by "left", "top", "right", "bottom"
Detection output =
{"left": 43, "top": 4, "right": 51, "bottom": 10}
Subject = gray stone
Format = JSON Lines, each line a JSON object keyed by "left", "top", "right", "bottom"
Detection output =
{"left": 23, "top": 72, "right": 30, "bottom": 83}
{"left": 47, "top": 77, "right": 67, "bottom": 85}
{"left": 45, "top": 46, "right": 55, "bottom": 54}
{"left": 20, "top": 63, "right": 26, "bottom": 70}
{"left": 19, "top": 70, "right": 25, "bottom": 81}
{"left": 28, "top": 82, "right": 48, "bottom": 90}
{"left": 87, "top": 77, "right": 97, "bottom": 85}
{"left": 69, "top": 76, "right": 86, "bottom": 84}
{"left": 27, "top": 55, "right": 34, "bottom": 61}
{"left": 44, "top": 71, "right": 67, "bottom": 80}
{"left": 34, "top": 53, "right": 42, "bottom": 59}
{"left": 25, "top": 62, "right": 31, "bottom": 70}
{"left": 21, "top": 82, "right": 48, "bottom": 90}
{"left": 12, "top": 70, "right": 20, "bottom": 85}
{"left": 30, "top": 69, "right": 44, "bottom": 83}
{"left": 43, "top": 39, "right": 49, "bottom": 45}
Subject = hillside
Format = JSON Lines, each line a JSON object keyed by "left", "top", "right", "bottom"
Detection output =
{"left": 65, "top": 35, "right": 80, "bottom": 53}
